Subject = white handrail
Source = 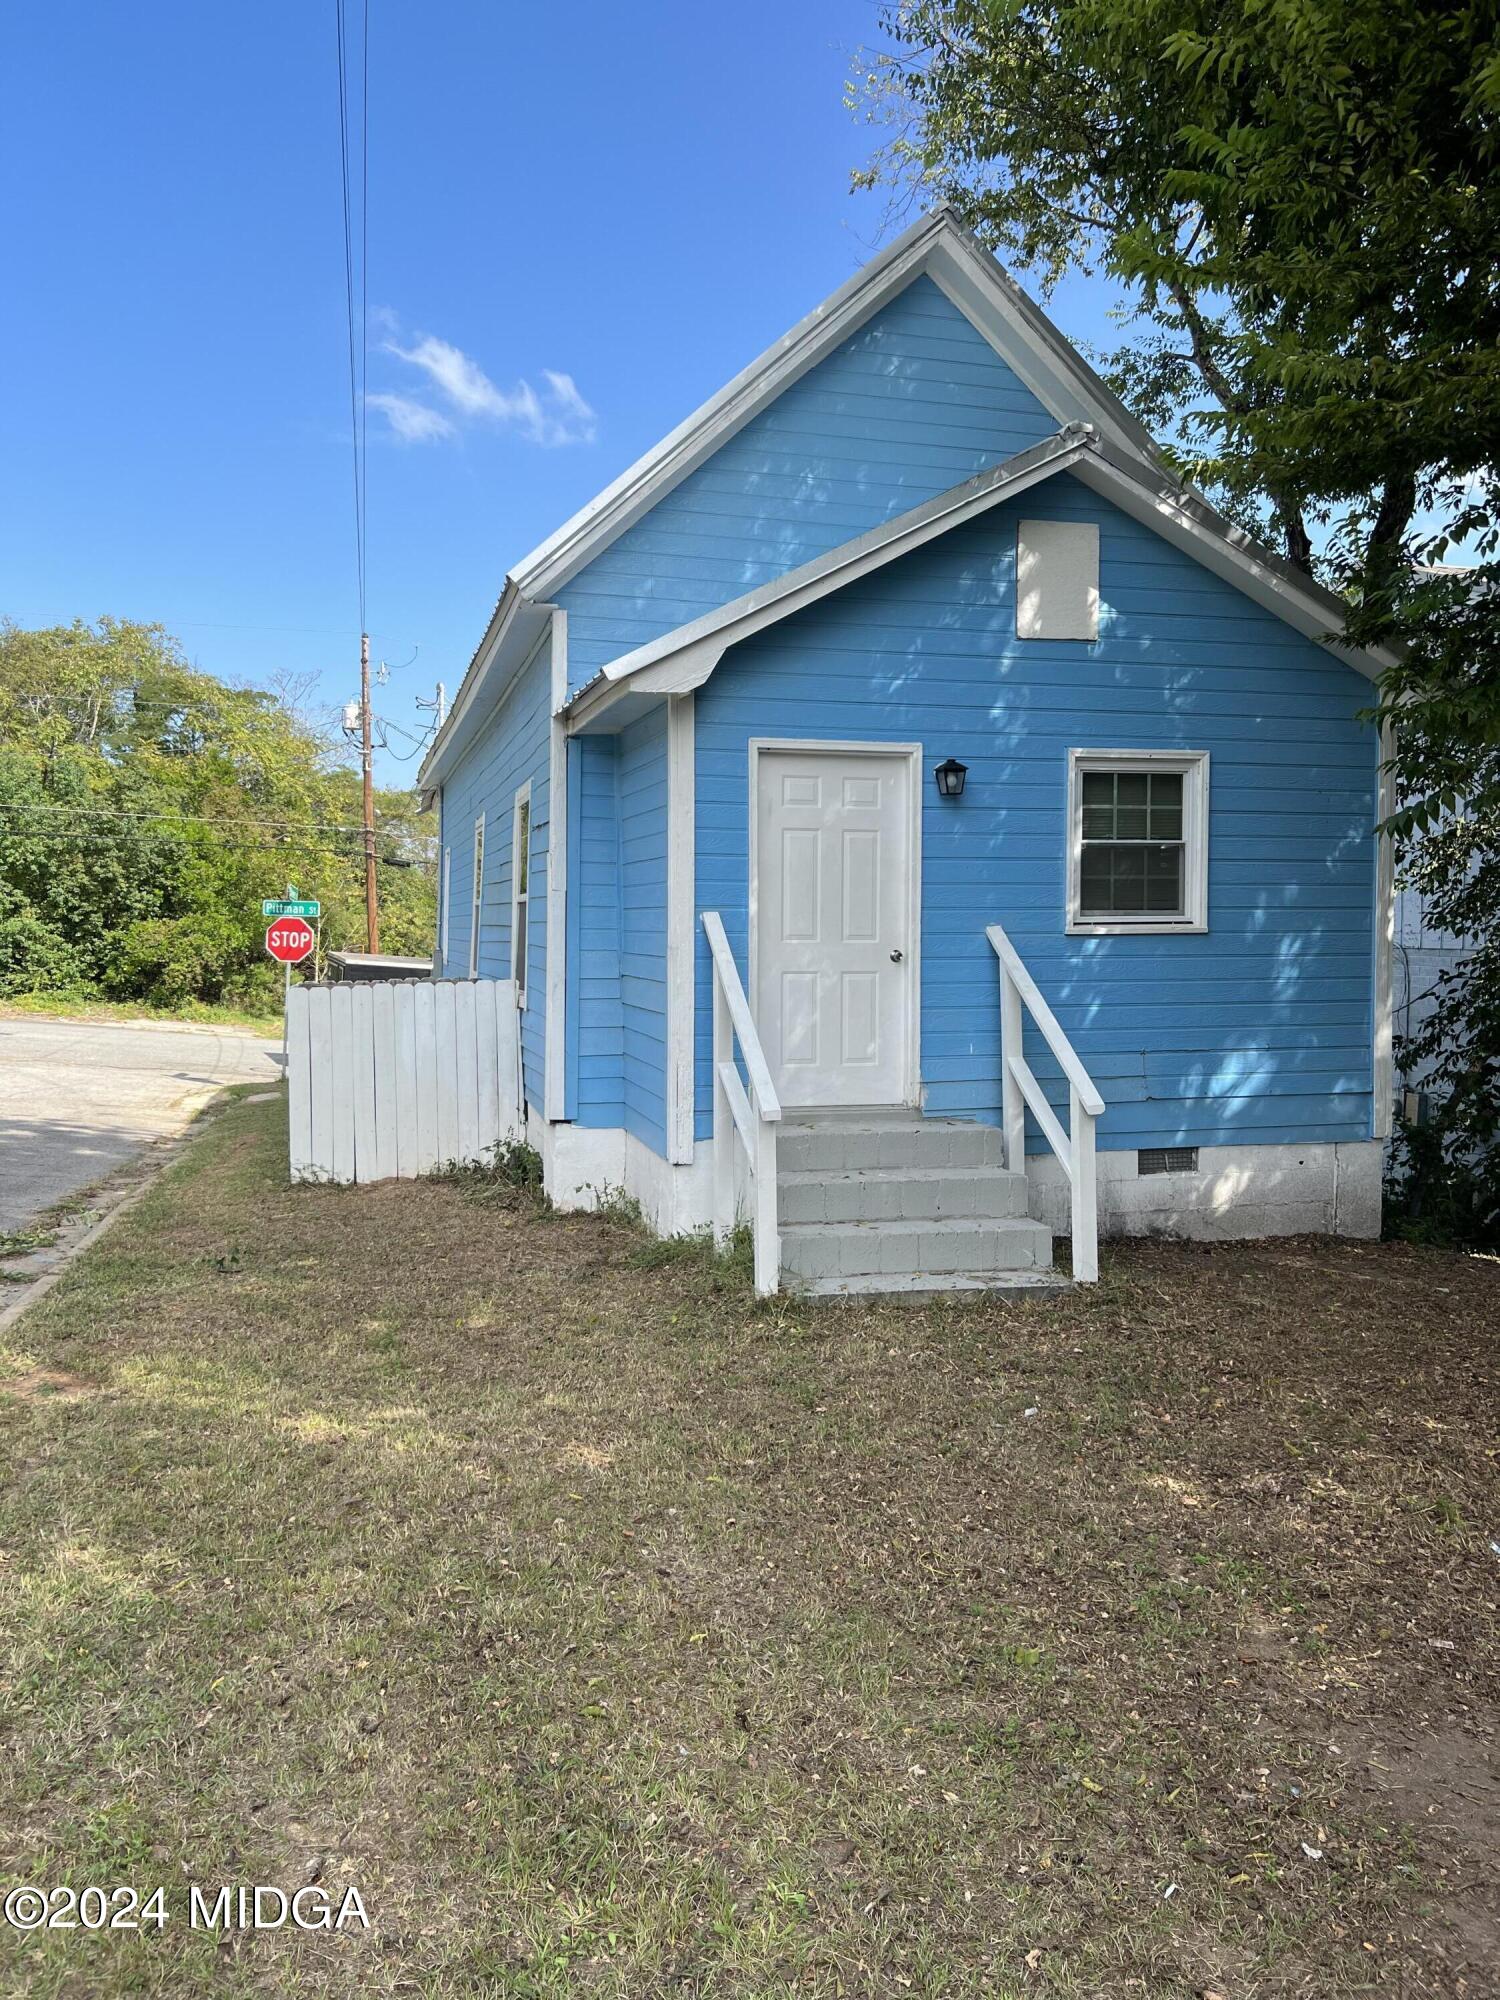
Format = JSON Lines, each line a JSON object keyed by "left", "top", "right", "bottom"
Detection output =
{"left": 986, "top": 923, "right": 1105, "bottom": 1283}
{"left": 987, "top": 924, "right": 1105, "bottom": 1115}
{"left": 702, "top": 912, "right": 781, "bottom": 1295}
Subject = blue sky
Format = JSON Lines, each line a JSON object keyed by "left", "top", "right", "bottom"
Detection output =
{"left": 0, "top": 2, "right": 1120, "bottom": 782}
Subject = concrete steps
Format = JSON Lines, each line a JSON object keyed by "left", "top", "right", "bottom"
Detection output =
{"left": 775, "top": 1116, "right": 1060, "bottom": 1297}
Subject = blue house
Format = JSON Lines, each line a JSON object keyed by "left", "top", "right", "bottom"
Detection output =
{"left": 417, "top": 211, "right": 1394, "bottom": 1295}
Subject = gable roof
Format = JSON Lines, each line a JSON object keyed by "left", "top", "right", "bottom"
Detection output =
{"left": 419, "top": 210, "right": 1169, "bottom": 792}
{"left": 564, "top": 425, "right": 1395, "bottom": 735}
{"left": 508, "top": 209, "right": 1168, "bottom": 606}
{"left": 420, "top": 211, "right": 1391, "bottom": 792}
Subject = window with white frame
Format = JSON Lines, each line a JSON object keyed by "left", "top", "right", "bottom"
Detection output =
{"left": 511, "top": 782, "right": 531, "bottom": 1007}
{"left": 1067, "top": 750, "right": 1209, "bottom": 933}
{"left": 468, "top": 814, "right": 485, "bottom": 978}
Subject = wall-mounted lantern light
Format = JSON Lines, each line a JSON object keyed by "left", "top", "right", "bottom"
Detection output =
{"left": 934, "top": 757, "right": 968, "bottom": 800}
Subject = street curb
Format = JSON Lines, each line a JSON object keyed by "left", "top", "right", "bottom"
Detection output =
{"left": 0, "top": 1092, "right": 251, "bottom": 1340}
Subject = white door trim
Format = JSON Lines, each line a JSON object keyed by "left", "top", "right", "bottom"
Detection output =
{"left": 748, "top": 738, "right": 922, "bottom": 1110}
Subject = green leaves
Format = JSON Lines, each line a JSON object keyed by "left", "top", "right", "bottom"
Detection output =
{"left": 0, "top": 619, "right": 436, "bottom": 1007}
{"left": 857, "top": 0, "right": 1500, "bottom": 567}
{"left": 854, "top": 0, "right": 1500, "bottom": 1202}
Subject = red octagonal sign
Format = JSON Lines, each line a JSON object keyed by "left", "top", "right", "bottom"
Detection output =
{"left": 265, "top": 918, "right": 315, "bottom": 964}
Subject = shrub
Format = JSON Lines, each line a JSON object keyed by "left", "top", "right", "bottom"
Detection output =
{"left": 0, "top": 907, "right": 90, "bottom": 997}
{"left": 106, "top": 912, "right": 249, "bottom": 1009}
{"left": 1384, "top": 1115, "right": 1500, "bottom": 1250}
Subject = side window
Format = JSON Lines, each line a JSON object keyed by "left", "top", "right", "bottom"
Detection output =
{"left": 511, "top": 783, "right": 531, "bottom": 1007}
{"left": 1067, "top": 751, "right": 1209, "bottom": 934}
{"left": 468, "top": 814, "right": 485, "bottom": 978}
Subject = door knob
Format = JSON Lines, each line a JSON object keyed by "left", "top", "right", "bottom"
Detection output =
{"left": 889, "top": 949, "right": 904, "bottom": 963}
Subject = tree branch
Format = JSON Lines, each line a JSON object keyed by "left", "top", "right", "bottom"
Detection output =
{"left": 1163, "top": 276, "right": 1313, "bottom": 572}
{"left": 1366, "top": 466, "right": 1418, "bottom": 586}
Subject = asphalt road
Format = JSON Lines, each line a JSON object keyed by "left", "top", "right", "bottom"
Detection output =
{"left": 0, "top": 1018, "right": 282, "bottom": 1234}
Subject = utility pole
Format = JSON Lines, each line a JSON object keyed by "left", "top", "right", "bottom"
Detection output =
{"left": 360, "top": 631, "right": 380, "bottom": 952}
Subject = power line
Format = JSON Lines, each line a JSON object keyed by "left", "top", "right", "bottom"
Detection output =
{"left": 0, "top": 803, "right": 434, "bottom": 836}
{"left": 360, "top": 0, "right": 369, "bottom": 615}
{"left": 0, "top": 826, "right": 431, "bottom": 864}
{"left": 12, "top": 692, "right": 272, "bottom": 710}
{"left": 374, "top": 712, "right": 434, "bottom": 747}
{"left": 381, "top": 735, "right": 436, "bottom": 765}
{"left": 335, "top": 0, "right": 366, "bottom": 630}
{"left": 332, "top": 0, "right": 380, "bottom": 954}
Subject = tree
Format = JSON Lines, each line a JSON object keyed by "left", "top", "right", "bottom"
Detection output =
{"left": 0, "top": 620, "right": 437, "bottom": 1011}
{"left": 852, "top": 0, "right": 1500, "bottom": 1234}
{"left": 853, "top": 0, "right": 1499, "bottom": 579}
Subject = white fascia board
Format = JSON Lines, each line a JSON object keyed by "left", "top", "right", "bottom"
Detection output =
{"left": 565, "top": 431, "right": 1394, "bottom": 743}
{"left": 1070, "top": 453, "right": 1396, "bottom": 678}
{"left": 511, "top": 212, "right": 951, "bottom": 602}
{"left": 418, "top": 591, "right": 555, "bottom": 793}
{"left": 418, "top": 578, "right": 521, "bottom": 796}
{"left": 511, "top": 209, "right": 1161, "bottom": 605}
{"left": 566, "top": 683, "right": 669, "bottom": 738}
{"left": 563, "top": 431, "right": 1092, "bottom": 733}
{"left": 923, "top": 231, "right": 1165, "bottom": 471}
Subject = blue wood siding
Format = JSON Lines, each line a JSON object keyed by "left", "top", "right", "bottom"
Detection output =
{"left": 437, "top": 638, "right": 550, "bottom": 1115}
{"left": 556, "top": 276, "right": 1058, "bottom": 693}
{"left": 572, "top": 735, "right": 624, "bottom": 1130}
{"left": 564, "top": 715, "right": 671, "bottom": 1153}
{"left": 617, "top": 707, "right": 670, "bottom": 1153}
{"left": 692, "top": 472, "right": 1379, "bottom": 1153}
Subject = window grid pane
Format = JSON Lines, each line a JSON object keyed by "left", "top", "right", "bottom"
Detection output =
{"left": 1078, "top": 765, "right": 1189, "bottom": 919}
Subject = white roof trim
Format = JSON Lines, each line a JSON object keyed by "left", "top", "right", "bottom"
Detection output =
{"left": 511, "top": 208, "right": 1165, "bottom": 604}
{"left": 564, "top": 431, "right": 1392, "bottom": 735}
{"left": 428, "top": 210, "right": 1390, "bottom": 784}
{"left": 417, "top": 589, "right": 554, "bottom": 797}
{"left": 565, "top": 429, "right": 1095, "bottom": 731}
{"left": 1072, "top": 442, "right": 1396, "bottom": 677}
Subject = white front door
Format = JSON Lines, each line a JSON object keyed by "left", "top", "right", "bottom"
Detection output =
{"left": 754, "top": 746, "right": 916, "bottom": 1109}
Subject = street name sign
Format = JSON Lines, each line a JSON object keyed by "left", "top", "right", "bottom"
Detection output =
{"left": 265, "top": 918, "right": 316, "bottom": 964}
{"left": 263, "top": 898, "right": 320, "bottom": 919}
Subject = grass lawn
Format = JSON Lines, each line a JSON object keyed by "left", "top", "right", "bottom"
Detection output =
{"left": 1, "top": 1093, "right": 1496, "bottom": 1998}
{"left": 0, "top": 993, "right": 283, "bottom": 1039}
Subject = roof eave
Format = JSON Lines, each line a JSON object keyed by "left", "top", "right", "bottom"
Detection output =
{"left": 564, "top": 428, "right": 1096, "bottom": 733}
{"left": 418, "top": 583, "right": 555, "bottom": 795}
{"left": 564, "top": 430, "right": 1394, "bottom": 736}
{"left": 1075, "top": 443, "right": 1398, "bottom": 678}
{"left": 512, "top": 207, "right": 1164, "bottom": 606}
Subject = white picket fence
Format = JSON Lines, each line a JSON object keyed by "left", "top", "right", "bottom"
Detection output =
{"left": 286, "top": 978, "right": 522, "bottom": 1184}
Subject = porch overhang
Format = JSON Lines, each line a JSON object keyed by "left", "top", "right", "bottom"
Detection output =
{"left": 563, "top": 427, "right": 1098, "bottom": 737}
{"left": 561, "top": 427, "right": 1396, "bottom": 738}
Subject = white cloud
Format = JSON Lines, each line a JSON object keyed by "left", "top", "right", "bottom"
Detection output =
{"left": 387, "top": 335, "right": 512, "bottom": 419}
{"left": 366, "top": 392, "right": 456, "bottom": 444}
{"left": 380, "top": 327, "right": 597, "bottom": 447}
{"left": 535, "top": 370, "right": 598, "bottom": 447}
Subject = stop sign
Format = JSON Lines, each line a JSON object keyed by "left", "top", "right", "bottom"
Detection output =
{"left": 265, "top": 917, "right": 315, "bottom": 964}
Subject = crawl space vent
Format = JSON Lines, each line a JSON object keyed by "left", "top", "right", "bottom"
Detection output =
{"left": 1138, "top": 1146, "right": 1198, "bottom": 1176}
